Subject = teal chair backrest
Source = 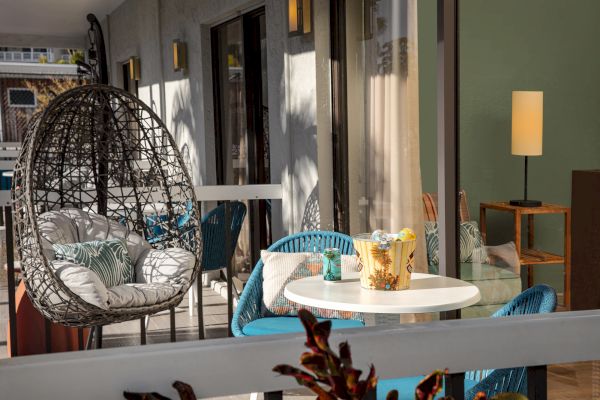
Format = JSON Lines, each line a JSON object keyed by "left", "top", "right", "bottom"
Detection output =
{"left": 231, "top": 231, "right": 355, "bottom": 337}
{"left": 201, "top": 201, "right": 247, "bottom": 271}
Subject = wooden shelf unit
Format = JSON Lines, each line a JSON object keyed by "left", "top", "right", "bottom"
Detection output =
{"left": 480, "top": 202, "right": 571, "bottom": 309}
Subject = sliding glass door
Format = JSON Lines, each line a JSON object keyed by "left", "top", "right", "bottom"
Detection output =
{"left": 212, "top": 8, "right": 271, "bottom": 272}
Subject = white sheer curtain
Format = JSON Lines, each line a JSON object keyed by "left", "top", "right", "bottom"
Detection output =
{"left": 365, "top": 0, "right": 426, "bottom": 273}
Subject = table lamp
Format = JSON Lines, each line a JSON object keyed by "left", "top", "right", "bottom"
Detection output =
{"left": 510, "top": 91, "right": 543, "bottom": 207}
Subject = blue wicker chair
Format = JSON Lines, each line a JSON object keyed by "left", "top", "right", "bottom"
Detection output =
{"left": 189, "top": 202, "right": 247, "bottom": 317}
{"left": 200, "top": 202, "right": 247, "bottom": 270}
{"left": 464, "top": 284, "right": 557, "bottom": 398}
{"left": 232, "top": 231, "right": 364, "bottom": 337}
{"left": 377, "top": 284, "right": 557, "bottom": 400}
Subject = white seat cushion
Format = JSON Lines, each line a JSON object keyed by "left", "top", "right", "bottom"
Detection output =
{"left": 50, "top": 260, "right": 110, "bottom": 310}
{"left": 107, "top": 282, "right": 181, "bottom": 308}
{"left": 37, "top": 211, "right": 79, "bottom": 258}
{"left": 38, "top": 208, "right": 153, "bottom": 265}
{"left": 37, "top": 208, "right": 195, "bottom": 309}
{"left": 135, "top": 247, "right": 195, "bottom": 286}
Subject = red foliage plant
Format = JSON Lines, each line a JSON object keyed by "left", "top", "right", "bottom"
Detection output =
{"left": 272, "top": 309, "right": 527, "bottom": 400}
{"left": 272, "top": 309, "right": 445, "bottom": 400}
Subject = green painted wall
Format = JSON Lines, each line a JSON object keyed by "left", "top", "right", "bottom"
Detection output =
{"left": 419, "top": 0, "right": 600, "bottom": 293}
{"left": 460, "top": 0, "right": 600, "bottom": 291}
{"left": 418, "top": 0, "right": 438, "bottom": 194}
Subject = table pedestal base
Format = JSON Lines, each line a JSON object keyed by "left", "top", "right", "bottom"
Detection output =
{"left": 365, "top": 313, "right": 439, "bottom": 326}
{"left": 372, "top": 313, "right": 401, "bottom": 325}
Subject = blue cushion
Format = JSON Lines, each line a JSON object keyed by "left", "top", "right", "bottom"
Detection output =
{"left": 377, "top": 376, "right": 478, "bottom": 400}
{"left": 241, "top": 317, "right": 364, "bottom": 336}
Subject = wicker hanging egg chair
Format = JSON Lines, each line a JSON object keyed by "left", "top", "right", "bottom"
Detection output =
{"left": 12, "top": 84, "right": 202, "bottom": 327}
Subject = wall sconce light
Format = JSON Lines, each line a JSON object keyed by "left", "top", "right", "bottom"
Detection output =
{"left": 128, "top": 56, "right": 141, "bottom": 81}
{"left": 172, "top": 40, "right": 187, "bottom": 72}
{"left": 289, "top": 0, "right": 312, "bottom": 36}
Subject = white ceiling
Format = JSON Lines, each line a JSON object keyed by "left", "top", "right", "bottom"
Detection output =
{"left": 0, "top": 0, "right": 125, "bottom": 46}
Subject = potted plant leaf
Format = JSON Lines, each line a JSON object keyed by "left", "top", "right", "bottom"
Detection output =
{"left": 272, "top": 309, "right": 528, "bottom": 400}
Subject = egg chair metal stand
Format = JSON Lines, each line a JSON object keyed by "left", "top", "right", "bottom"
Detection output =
{"left": 11, "top": 84, "right": 202, "bottom": 334}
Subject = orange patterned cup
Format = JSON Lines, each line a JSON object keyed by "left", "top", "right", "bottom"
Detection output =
{"left": 352, "top": 233, "right": 416, "bottom": 291}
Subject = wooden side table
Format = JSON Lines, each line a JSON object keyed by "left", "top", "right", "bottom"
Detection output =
{"left": 479, "top": 202, "right": 571, "bottom": 309}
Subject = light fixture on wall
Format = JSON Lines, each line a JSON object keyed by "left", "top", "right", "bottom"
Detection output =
{"left": 510, "top": 90, "right": 544, "bottom": 207}
{"left": 172, "top": 40, "right": 187, "bottom": 72}
{"left": 128, "top": 56, "right": 141, "bottom": 81}
{"left": 289, "top": 0, "right": 312, "bottom": 36}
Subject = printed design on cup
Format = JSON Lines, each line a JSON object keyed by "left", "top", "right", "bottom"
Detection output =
{"left": 355, "top": 250, "right": 364, "bottom": 272}
{"left": 406, "top": 251, "right": 415, "bottom": 274}
{"left": 353, "top": 229, "right": 417, "bottom": 291}
{"left": 368, "top": 244, "right": 401, "bottom": 290}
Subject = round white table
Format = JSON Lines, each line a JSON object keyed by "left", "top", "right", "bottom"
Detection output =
{"left": 284, "top": 272, "right": 481, "bottom": 324}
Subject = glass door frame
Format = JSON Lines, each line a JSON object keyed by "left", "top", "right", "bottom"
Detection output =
{"left": 330, "top": 0, "right": 350, "bottom": 234}
{"left": 210, "top": 6, "right": 271, "bottom": 268}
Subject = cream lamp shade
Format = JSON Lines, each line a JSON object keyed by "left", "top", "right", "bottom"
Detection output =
{"left": 511, "top": 91, "right": 543, "bottom": 156}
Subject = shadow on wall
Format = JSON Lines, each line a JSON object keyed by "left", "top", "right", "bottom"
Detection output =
{"left": 170, "top": 83, "right": 201, "bottom": 185}
{"left": 301, "top": 185, "right": 320, "bottom": 231}
{"left": 286, "top": 95, "right": 319, "bottom": 233}
{"left": 180, "top": 144, "right": 192, "bottom": 175}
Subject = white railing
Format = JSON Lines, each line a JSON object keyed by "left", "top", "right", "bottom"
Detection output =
{"left": 0, "top": 142, "right": 20, "bottom": 170}
{"left": 0, "top": 51, "right": 50, "bottom": 63}
{"left": 0, "top": 310, "right": 599, "bottom": 399}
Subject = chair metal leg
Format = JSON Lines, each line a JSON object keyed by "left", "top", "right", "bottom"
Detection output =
{"left": 527, "top": 365, "right": 547, "bottom": 399}
{"left": 224, "top": 201, "right": 233, "bottom": 337}
{"left": 78, "top": 328, "right": 84, "bottom": 351}
{"left": 140, "top": 317, "right": 146, "bottom": 345}
{"left": 197, "top": 274, "right": 205, "bottom": 340}
{"left": 188, "top": 280, "right": 195, "bottom": 317}
{"left": 5, "top": 206, "right": 18, "bottom": 357}
{"left": 44, "top": 319, "right": 52, "bottom": 353}
{"left": 445, "top": 372, "right": 465, "bottom": 400}
{"left": 95, "top": 326, "right": 103, "bottom": 349}
{"left": 170, "top": 306, "right": 176, "bottom": 342}
{"left": 86, "top": 327, "right": 95, "bottom": 350}
{"left": 263, "top": 391, "right": 282, "bottom": 400}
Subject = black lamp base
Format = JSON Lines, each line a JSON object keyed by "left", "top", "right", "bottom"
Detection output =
{"left": 509, "top": 199, "right": 542, "bottom": 207}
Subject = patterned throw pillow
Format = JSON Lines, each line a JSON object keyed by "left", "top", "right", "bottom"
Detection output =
{"left": 261, "top": 251, "right": 362, "bottom": 320}
{"left": 53, "top": 239, "right": 135, "bottom": 288}
{"left": 424, "top": 221, "right": 489, "bottom": 265}
{"left": 424, "top": 221, "right": 440, "bottom": 265}
{"left": 460, "top": 221, "right": 489, "bottom": 263}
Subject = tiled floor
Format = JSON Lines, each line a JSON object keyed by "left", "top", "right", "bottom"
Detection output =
{"left": 0, "top": 280, "right": 229, "bottom": 356}
{"left": 0, "top": 273, "right": 597, "bottom": 399}
{"left": 102, "top": 287, "right": 230, "bottom": 348}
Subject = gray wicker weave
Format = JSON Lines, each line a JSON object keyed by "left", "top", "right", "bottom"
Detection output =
{"left": 12, "top": 84, "right": 202, "bottom": 327}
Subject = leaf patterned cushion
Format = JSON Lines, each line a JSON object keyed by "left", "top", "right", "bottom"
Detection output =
{"left": 53, "top": 239, "right": 135, "bottom": 288}
{"left": 425, "top": 221, "right": 489, "bottom": 265}
{"left": 424, "top": 221, "right": 440, "bottom": 265}
{"left": 261, "top": 251, "right": 362, "bottom": 321}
